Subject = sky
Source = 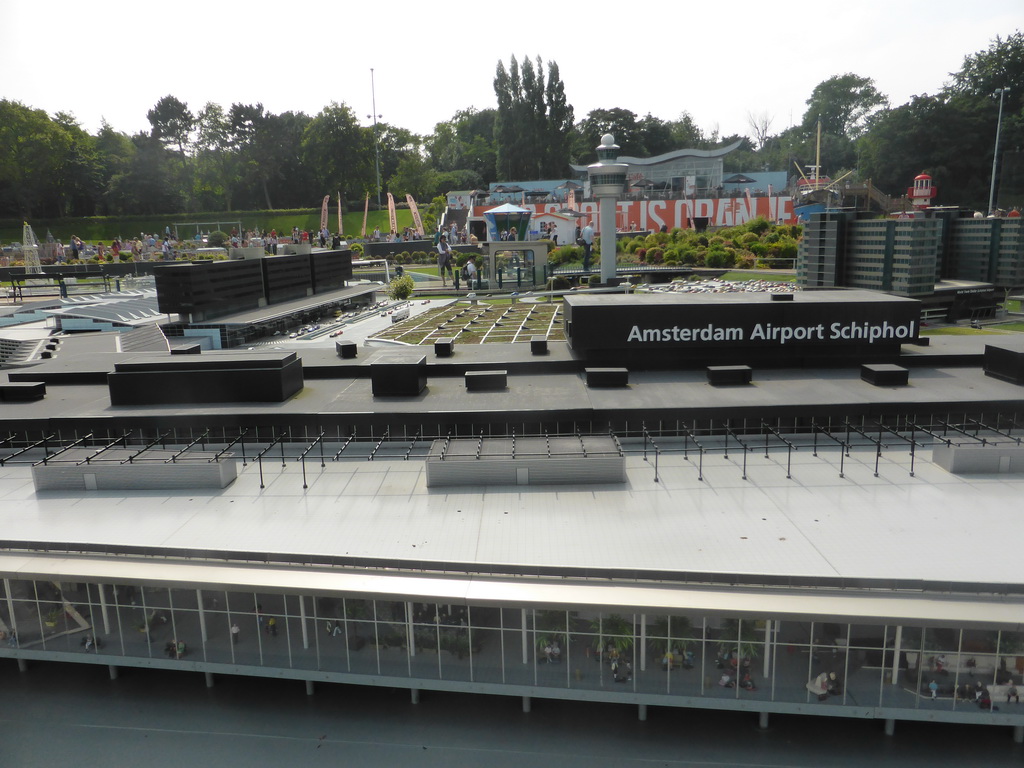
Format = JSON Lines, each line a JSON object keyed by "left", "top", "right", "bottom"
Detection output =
{"left": 1, "top": 0, "right": 1021, "bottom": 151}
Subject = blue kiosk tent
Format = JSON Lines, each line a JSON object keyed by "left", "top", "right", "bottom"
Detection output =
{"left": 483, "top": 203, "right": 532, "bottom": 242}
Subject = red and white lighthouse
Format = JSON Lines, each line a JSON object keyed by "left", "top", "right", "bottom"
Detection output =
{"left": 907, "top": 173, "right": 936, "bottom": 209}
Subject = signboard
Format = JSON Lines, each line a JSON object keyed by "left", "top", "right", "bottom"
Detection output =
{"left": 564, "top": 292, "right": 920, "bottom": 359}
{"left": 474, "top": 196, "right": 795, "bottom": 230}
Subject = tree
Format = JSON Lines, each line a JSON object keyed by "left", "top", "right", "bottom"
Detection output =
{"left": 947, "top": 32, "right": 1024, "bottom": 107}
{"left": 493, "top": 56, "right": 573, "bottom": 179}
{"left": 0, "top": 100, "right": 70, "bottom": 217}
{"left": 52, "top": 112, "right": 101, "bottom": 217}
{"left": 425, "top": 108, "right": 497, "bottom": 184}
{"left": 543, "top": 61, "right": 574, "bottom": 176}
{"left": 859, "top": 94, "right": 992, "bottom": 207}
{"left": 302, "top": 103, "right": 373, "bottom": 204}
{"left": 747, "top": 111, "right": 774, "bottom": 151}
{"left": 94, "top": 120, "right": 137, "bottom": 215}
{"left": 388, "top": 154, "right": 437, "bottom": 200}
{"left": 147, "top": 95, "right": 195, "bottom": 211}
{"left": 575, "top": 108, "right": 644, "bottom": 160}
{"left": 147, "top": 95, "right": 195, "bottom": 163}
{"left": 375, "top": 124, "right": 422, "bottom": 190}
{"left": 193, "top": 102, "right": 235, "bottom": 211}
{"left": 105, "top": 133, "right": 181, "bottom": 215}
{"left": 801, "top": 74, "right": 888, "bottom": 139}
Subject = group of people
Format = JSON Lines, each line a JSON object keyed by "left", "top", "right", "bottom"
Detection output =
{"left": 447, "top": 223, "right": 468, "bottom": 244}
{"left": 539, "top": 222, "right": 559, "bottom": 245}
{"left": 369, "top": 226, "right": 425, "bottom": 243}
{"left": 62, "top": 233, "right": 173, "bottom": 262}
{"left": 542, "top": 640, "right": 562, "bottom": 663}
{"left": 163, "top": 639, "right": 187, "bottom": 658}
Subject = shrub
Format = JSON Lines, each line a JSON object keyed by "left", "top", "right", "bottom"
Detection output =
{"left": 746, "top": 217, "right": 771, "bottom": 236}
{"left": 208, "top": 230, "right": 229, "bottom": 248}
{"left": 351, "top": 242, "right": 364, "bottom": 254}
{"left": 776, "top": 237, "right": 798, "bottom": 259}
{"left": 549, "top": 245, "right": 582, "bottom": 267}
{"left": 546, "top": 276, "right": 571, "bottom": 290}
{"left": 705, "top": 251, "right": 727, "bottom": 268}
{"left": 387, "top": 274, "right": 415, "bottom": 301}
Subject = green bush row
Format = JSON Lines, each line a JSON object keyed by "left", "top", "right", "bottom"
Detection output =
{"left": 0, "top": 208, "right": 414, "bottom": 245}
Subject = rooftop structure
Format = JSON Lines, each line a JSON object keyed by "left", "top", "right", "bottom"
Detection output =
{"left": 1, "top": 289, "right": 1024, "bottom": 745}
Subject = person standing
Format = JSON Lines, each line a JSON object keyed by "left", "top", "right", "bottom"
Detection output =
{"left": 436, "top": 235, "right": 455, "bottom": 286}
{"left": 463, "top": 255, "right": 477, "bottom": 289}
{"left": 580, "top": 221, "right": 594, "bottom": 271}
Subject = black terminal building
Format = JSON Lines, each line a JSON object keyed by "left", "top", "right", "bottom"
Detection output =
{"left": 564, "top": 291, "right": 920, "bottom": 369}
{"left": 155, "top": 250, "right": 354, "bottom": 323}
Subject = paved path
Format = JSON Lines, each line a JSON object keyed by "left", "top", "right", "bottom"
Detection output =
{"left": 1, "top": 661, "right": 1020, "bottom": 767}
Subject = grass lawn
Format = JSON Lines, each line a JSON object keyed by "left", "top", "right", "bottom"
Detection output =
{"left": 373, "top": 301, "right": 565, "bottom": 345}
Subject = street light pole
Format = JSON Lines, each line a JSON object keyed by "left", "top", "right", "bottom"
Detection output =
{"left": 988, "top": 87, "right": 1010, "bottom": 216}
{"left": 369, "top": 68, "right": 383, "bottom": 209}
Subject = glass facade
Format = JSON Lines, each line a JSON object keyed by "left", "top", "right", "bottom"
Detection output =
{"left": 2, "top": 577, "right": 1021, "bottom": 723}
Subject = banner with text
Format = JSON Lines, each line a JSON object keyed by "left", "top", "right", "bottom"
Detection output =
{"left": 474, "top": 196, "right": 795, "bottom": 231}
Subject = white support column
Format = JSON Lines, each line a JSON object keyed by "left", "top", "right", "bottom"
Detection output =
{"left": 638, "top": 704, "right": 647, "bottom": 721}
{"left": 407, "top": 602, "right": 416, "bottom": 657}
{"left": 1013, "top": 725, "right": 1023, "bottom": 744}
{"left": 599, "top": 194, "right": 617, "bottom": 285}
{"left": 522, "top": 696, "right": 531, "bottom": 713}
{"left": 305, "top": 680, "right": 314, "bottom": 696}
{"left": 108, "top": 665, "right": 118, "bottom": 680}
{"left": 410, "top": 688, "right": 420, "bottom": 704}
{"left": 196, "top": 590, "right": 208, "bottom": 643}
{"left": 99, "top": 585, "right": 110, "bottom": 634}
{"left": 3, "top": 579, "right": 16, "bottom": 637}
{"left": 891, "top": 626, "right": 902, "bottom": 685}
{"left": 640, "top": 614, "right": 647, "bottom": 672}
{"left": 759, "top": 711, "right": 769, "bottom": 730}
{"left": 763, "top": 620, "right": 772, "bottom": 678}
{"left": 205, "top": 672, "right": 214, "bottom": 688}
{"left": 884, "top": 718, "right": 895, "bottom": 736}
{"left": 17, "top": 659, "right": 28, "bottom": 672}
{"left": 521, "top": 609, "right": 529, "bottom": 664}
{"left": 299, "top": 595, "right": 309, "bottom": 650}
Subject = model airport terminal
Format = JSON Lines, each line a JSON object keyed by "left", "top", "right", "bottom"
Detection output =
{"left": 2, "top": 142, "right": 1024, "bottom": 746}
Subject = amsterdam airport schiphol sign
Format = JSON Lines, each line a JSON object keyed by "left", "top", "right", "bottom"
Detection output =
{"left": 564, "top": 292, "right": 921, "bottom": 354}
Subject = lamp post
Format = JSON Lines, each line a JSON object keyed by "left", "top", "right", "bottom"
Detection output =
{"left": 368, "top": 68, "right": 383, "bottom": 209}
{"left": 988, "top": 87, "right": 1011, "bottom": 216}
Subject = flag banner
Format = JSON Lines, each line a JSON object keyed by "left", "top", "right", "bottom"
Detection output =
{"left": 320, "top": 195, "right": 330, "bottom": 232}
{"left": 387, "top": 193, "right": 398, "bottom": 235}
{"left": 337, "top": 193, "right": 343, "bottom": 237}
{"left": 362, "top": 196, "right": 369, "bottom": 238}
{"left": 406, "top": 195, "right": 423, "bottom": 235}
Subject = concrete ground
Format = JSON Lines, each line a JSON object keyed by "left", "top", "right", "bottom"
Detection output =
{"left": 1, "top": 660, "right": 1021, "bottom": 767}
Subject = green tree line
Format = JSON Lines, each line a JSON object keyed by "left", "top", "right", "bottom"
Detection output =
{"left": 1, "top": 34, "right": 1021, "bottom": 223}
